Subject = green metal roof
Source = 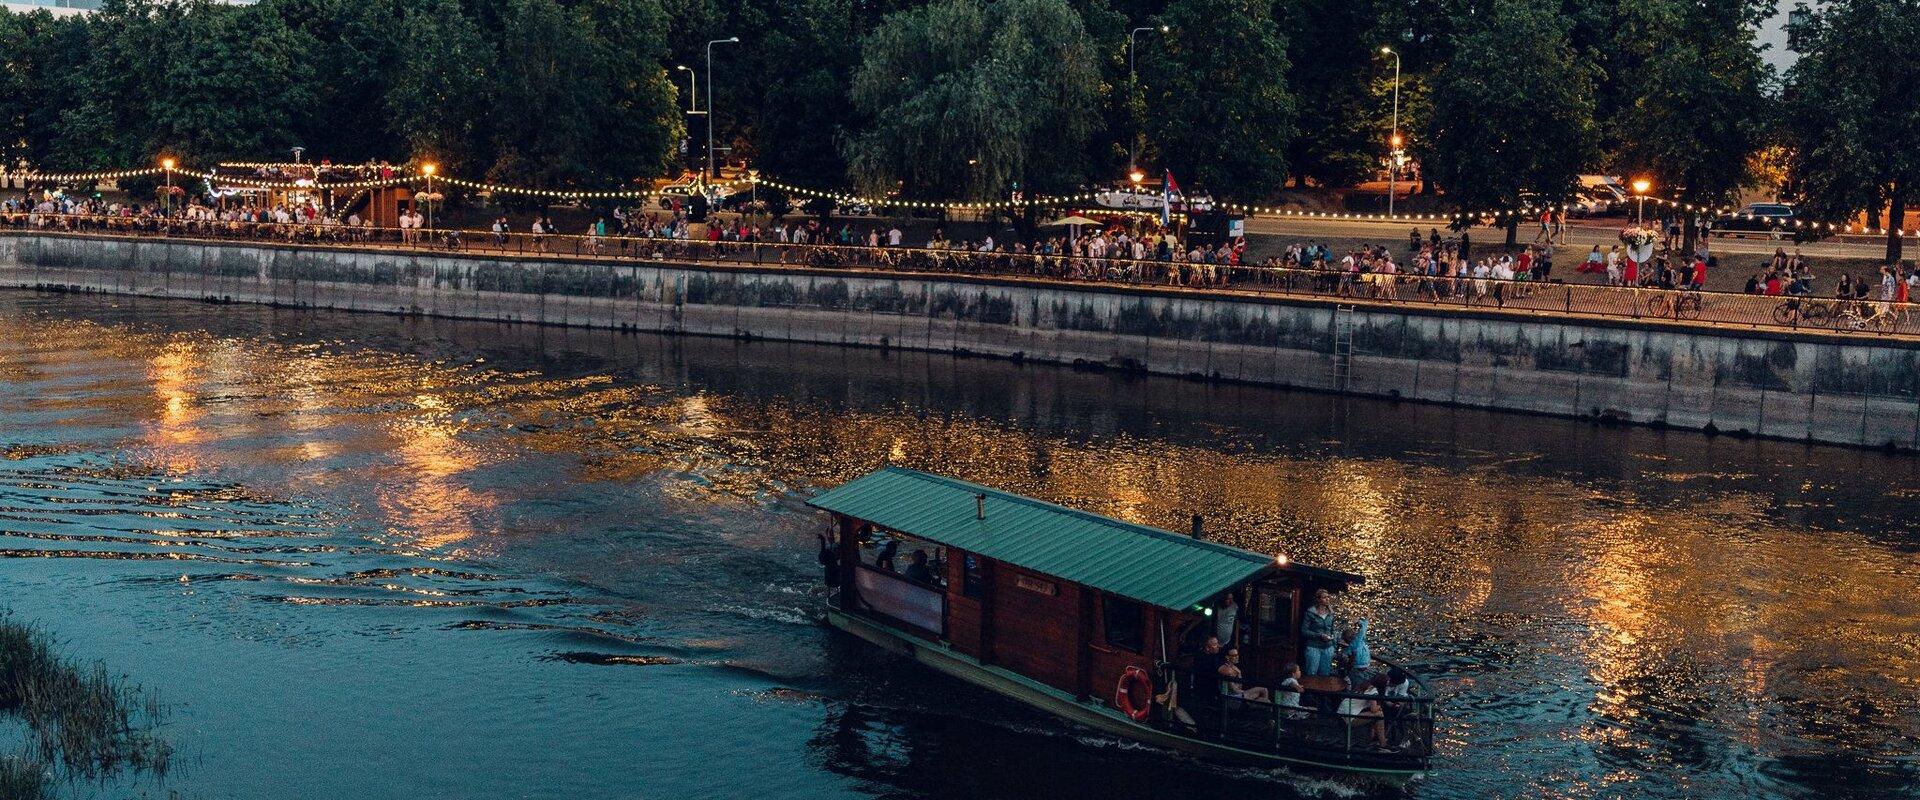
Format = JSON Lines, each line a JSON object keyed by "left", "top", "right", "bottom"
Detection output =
{"left": 806, "top": 467, "right": 1288, "bottom": 610}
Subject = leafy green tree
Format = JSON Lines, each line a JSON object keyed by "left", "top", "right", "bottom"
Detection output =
{"left": 1784, "top": 0, "right": 1920, "bottom": 261}
{"left": 846, "top": 0, "right": 1101, "bottom": 200}
{"left": 147, "top": 5, "right": 320, "bottom": 163}
{"left": 385, "top": 0, "right": 496, "bottom": 171}
{"left": 1426, "top": 0, "right": 1598, "bottom": 244}
{"left": 1138, "top": 0, "right": 1294, "bottom": 198}
{"left": 1607, "top": 0, "right": 1773, "bottom": 252}
{"left": 1283, "top": 0, "right": 1380, "bottom": 188}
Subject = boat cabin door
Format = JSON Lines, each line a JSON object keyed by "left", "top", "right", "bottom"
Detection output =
{"left": 1244, "top": 580, "right": 1300, "bottom": 684}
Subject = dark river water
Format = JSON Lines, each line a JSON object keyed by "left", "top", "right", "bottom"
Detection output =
{"left": 1, "top": 290, "right": 1916, "bottom": 800}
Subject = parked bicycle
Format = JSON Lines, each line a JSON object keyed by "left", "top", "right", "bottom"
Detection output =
{"left": 1771, "top": 297, "right": 1832, "bottom": 327}
{"left": 1645, "top": 290, "right": 1703, "bottom": 320}
{"left": 1828, "top": 300, "right": 1899, "bottom": 332}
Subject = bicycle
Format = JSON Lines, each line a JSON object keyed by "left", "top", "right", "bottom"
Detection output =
{"left": 1645, "top": 290, "right": 1703, "bottom": 319}
{"left": 1771, "top": 297, "right": 1832, "bottom": 327}
{"left": 1828, "top": 299, "right": 1899, "bottom": 332}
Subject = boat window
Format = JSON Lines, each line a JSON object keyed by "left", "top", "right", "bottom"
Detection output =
{"left": 856, "top": 528, "right": 945, "bottom": 588}
{"left": 961, "top": 553, "right": 985, "bottom": 598}
{"left": 1256, "top": 589, "right": 1294, "bottom": 643}
{"left": 1102, "top": 594, "right": 1145, "bottom": 653}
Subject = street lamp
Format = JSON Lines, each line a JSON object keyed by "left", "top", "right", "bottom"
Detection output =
{"left": 422, "top": 163, "right": 437, "bottom": 230}
{"left": 675, "top": 65, "right": 699, "bottom": 114}
{"left": 160, "top": 157, "right": 175, "bottom": 218}
{"left": 705, "top": 37, "right": 740, "bottom": 181}
{"left": 1127, "top": 24, "right": 1169, "bottom": 173}
{"left": 1381, "top": 46, "right": 1402, "bottom": 218}
{"left": 1632, "top": 177, "right": 1651, "bottom": 223}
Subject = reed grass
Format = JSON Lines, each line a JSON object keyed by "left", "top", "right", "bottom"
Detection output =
{"left": 0, "top": 754, "right": 53, "bottom": 800}
{"left": 0, "top": 615, "right": 172, "bottom": 788}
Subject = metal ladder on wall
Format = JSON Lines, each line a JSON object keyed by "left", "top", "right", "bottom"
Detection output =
{"left": 1331, "top": 305, "right": 1356, "bottom": 391}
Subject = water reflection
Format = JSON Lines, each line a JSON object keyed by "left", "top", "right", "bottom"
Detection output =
{"left": 0, "top": 292, "right": 1916, "bottom": 800}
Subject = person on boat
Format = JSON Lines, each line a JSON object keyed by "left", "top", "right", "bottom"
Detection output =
{"left": 901, "top": 550, "right": 936, "bottom": 584}
{"left": 816, "top": 533, "right": 840, "bottom": 588}
{"left": 1302, "top": 589, "right": 1338, "bottom": 676}
{"left": 1214, "top": 593, "right": 1240, "bottom": 648}
{"left": 1345, "top": 618, "right": 1373, "bottom": 682}
{"left": 1189, "top": 636, "right": 1227, "bottom": 695}
{"left": 1219, "top": 649, "right": 1270, "bottom": 702}
{"left": 1338, "top": 674, "right": 1392, "bottom": 750}
{"left": 1383, "top": 666, "right": 1419, "bottom": 749}
{"left": 875, "top": 538, "right": 899, "bottom": 571}
{"left": 1275, "top": 662, "right": 1311, "bottom": 719}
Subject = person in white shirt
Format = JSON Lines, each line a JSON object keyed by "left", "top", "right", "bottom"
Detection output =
{"left": 1339, "top": 675, "right": 1391, "bottom": 749}
{"left": 887, "top": 227, "right": 902, "bottom": 246}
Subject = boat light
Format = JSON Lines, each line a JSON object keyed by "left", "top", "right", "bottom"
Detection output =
{"left": 1275, "top": 554, "right": 1290, "bottom": 567}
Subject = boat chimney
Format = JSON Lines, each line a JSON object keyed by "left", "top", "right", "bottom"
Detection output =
{"left": 976, "top": 493, "right": 986, "bottom": 520}
{"left": 1191, "top": 514, "right": 1204, "bottom": 540}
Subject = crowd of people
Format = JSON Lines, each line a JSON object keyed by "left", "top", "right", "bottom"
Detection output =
{"left": 9, "top": 189, "right": 1917, "bottom": 333}
{"left": 1180, "top": 588, "right": 1422, "bottom": 752}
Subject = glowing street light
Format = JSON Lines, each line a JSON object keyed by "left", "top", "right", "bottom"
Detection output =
{"left": 1129, "top": 169, "right": 1146, "bottom": 185}
{"left": 1632, "top": 177, "right": 1651, "bottom": 223}
{"left": 674, "top": 65, "right": 701, "bottom": 114}
{"left": 421, "top": 163, "right": 438, "bottom": 230}
{"left": 160, "top": 157, "right": 176, "bottom": 217}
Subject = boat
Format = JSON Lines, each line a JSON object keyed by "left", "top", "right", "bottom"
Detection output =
{"left": 805, "top": 467, "right": 1436, "bottom": 777}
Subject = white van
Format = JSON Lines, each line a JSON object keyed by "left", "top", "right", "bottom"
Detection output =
{"left": 1578, "top": 175, "right": 1630, "bottom": 204}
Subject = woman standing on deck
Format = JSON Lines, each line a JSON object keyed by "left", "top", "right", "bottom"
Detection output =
{"left": 1302, "top": 590, "right": 1338, "bottom": 676}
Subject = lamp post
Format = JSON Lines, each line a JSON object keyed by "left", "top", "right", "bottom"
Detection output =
{"left": 422, "top": 163, "right": 437, "bottom": 230}
{"left": 1381, "top": 46, "right": 1401, "bottom": 218}
{"left": 675, "top": 65, "right": 699, "bottom": 113}
{"left": 1127, "top": 24, "right": 1168, "bottom": 173}
{"left": 705, "top": 37, "right": 739, "bottom": 182}
{"left": 160, "top": 157, "right": 175, "bottom": 218}
{"left": 1632, "top": 177, "right": 1651, "bottom": 224}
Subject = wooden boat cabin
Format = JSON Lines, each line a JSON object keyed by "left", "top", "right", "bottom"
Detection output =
{"left": 807, "top": 467, "right": 1435, "bottom": 776}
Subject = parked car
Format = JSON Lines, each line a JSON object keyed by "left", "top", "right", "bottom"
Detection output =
{"left": 1714, "top": 203, "right": 1799, "bottom": 238}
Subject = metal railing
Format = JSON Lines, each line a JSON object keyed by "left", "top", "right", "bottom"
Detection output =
{"left": 6, "top": 211, "right": 1920, "bottom": 339}
{"left": 1165, "top": 662, "right": 1435, "bottom": 766}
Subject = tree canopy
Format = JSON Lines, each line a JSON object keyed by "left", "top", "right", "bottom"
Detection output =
{"left": 845, "top": 0, "right": 1101, "bottom": 200}
{"left": 1, "top": 0, "right": 1917, "bottom": 235}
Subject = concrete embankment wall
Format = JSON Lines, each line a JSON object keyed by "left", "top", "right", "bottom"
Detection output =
{"left": 5, "top": 233, "right": 1919, "bottom": 449}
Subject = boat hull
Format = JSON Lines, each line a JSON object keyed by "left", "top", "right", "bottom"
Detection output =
{"left": 826, "top": 608, "right": 1428, "bottom": 779}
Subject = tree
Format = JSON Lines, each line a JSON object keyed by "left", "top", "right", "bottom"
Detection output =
{"left": 845, "top": 0, "right": 1101, "bottom": 200}
{"left": 1607, "top": 0, "right": 1773, "bottom": 253}
{"left": 1282, "top": 0, "right": 1381, "bottom": 188}
{"left": 1427, "top": 0, "right": 1598, "bottom": 244}
{"left": 1784, "top": 0, "right": 1920, "bottom": 262}
{"left": 1140, "top": 0, "right": 1294, "bottom": 198}
{"left": 385, "top": 0, "right": 496, "bottom": 171}
{"left": 147, "top": 5, "right": 320, "bottom": 163}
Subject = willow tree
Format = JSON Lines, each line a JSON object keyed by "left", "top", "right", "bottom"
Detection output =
{"left": 1784, "top": 0, "right": 1920, "bottom": 262}
{"left": 845, "top": 0, "right": 1101, "bottom": 201}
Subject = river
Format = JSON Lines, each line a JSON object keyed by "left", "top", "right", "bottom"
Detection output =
{"left": 0, "top": 290, "right": 1914, "bottom": 800}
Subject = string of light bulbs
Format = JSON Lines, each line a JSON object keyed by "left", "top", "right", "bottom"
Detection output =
{"left": 11, "top": 159, "right": 1920, "bottom": 238}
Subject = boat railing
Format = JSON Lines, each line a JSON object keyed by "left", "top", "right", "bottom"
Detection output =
{"left": 1161, "top": 662, "right": 1435, "bottom": 766}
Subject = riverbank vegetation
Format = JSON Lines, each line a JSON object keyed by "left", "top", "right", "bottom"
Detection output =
{"left": 0, "top": 0, "right": 1916, "bottom": 256}
{"left": 0, "top": 615, "right": 172, "bottom": 798}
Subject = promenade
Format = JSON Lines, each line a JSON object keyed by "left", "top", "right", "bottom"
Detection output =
{"left": 8, "top": 212, "right": 1918, "bottom": 342}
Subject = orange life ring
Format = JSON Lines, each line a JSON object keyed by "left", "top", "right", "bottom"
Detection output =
{"left": 1114, "top": 666, "right": 1154, "bottom": 721}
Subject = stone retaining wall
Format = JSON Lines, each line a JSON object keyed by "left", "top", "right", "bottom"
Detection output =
{"left": 5, "top": 232, "right": 1917, "bottom": 449}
